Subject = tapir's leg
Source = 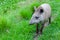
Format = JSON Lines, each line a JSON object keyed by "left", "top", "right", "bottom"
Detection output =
{"left": 44, "top": 20, "right": 49, "bottom": 27}
{"left": 49, "top": 16, "right": 51, "bottom": 24}
{"left": 39, "top": 22, "right": 45, "bottom": 34}
{"left": 36, "top": 23, "right": 39, "bottom": 34}
{"left": 34, "top": 23, "right": 39, "bottom": 38}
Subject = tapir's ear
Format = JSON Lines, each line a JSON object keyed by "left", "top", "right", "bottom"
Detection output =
{"left": 34, "top": 6, "right": 37, "bottom": 11}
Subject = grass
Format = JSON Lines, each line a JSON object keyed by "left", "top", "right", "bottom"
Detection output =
{"left": 0, "top": 0, "right": 60, "bottom": 40}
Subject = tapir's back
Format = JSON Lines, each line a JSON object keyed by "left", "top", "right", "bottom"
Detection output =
{"left": 41, "top": 4, "right": 51, "bottom": 14}
{"left": 40, "top": 4, "right": 51, "bottom": 20}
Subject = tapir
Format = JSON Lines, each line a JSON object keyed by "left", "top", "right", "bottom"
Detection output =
{"left": 29, "top": 3, "right": 51, "bottom": 35}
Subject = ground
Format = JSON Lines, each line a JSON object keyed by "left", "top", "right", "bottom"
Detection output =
{"left": 0, "top": 0, "right": 60, "bottom": 40}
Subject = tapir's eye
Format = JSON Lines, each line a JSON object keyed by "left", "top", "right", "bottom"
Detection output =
{"left": 35, "top": 16, "right": 39, "bottom": 19}
{"left": 40, "top": 9, "right": 44, "bottom": 13}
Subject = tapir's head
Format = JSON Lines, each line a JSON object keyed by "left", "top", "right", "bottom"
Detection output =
{"left": 29, "top": 6, "right": 44, "bottom": 25}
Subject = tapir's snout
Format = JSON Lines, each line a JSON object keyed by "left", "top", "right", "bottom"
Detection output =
{"left": 29, "top": 20, "right": 39, "bottom": 25}
{"left": 29, "top": 21, "right": 34, "bottom": 25}
{"left": 29, "top": 22, "right": 32, "bottom": 25}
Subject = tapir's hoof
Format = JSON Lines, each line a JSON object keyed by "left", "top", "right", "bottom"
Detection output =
{"left": 39, "top": 32, "right": 42, "bottom": 35}
{"left": 33, "top": 33, "right": 38, "bottom": 38}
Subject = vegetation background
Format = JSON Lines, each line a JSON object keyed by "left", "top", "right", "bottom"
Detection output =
{"left": 0, "top": 0, "right": 60, "bottom": 40}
